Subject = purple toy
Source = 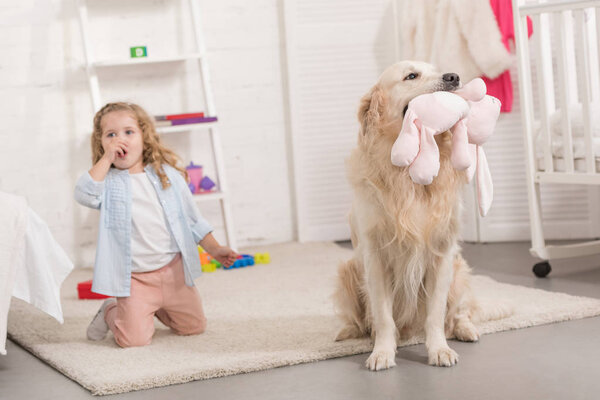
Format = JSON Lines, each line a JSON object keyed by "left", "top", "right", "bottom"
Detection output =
{"left": 199, "top": 176, "right": 215, "bottom": 191}
{"left": 171, "top": 116, "right": 218, "bottom": 125}
{"left": 186, "top": 162, "right": 203, "bottom": 193}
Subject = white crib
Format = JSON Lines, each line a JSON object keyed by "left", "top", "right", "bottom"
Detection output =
{"left": 513, "top": 0, "right": 600, "bottom": 277}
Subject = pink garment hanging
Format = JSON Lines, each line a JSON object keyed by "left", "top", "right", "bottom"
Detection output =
{"left": 482, "top": 0, "right": 533, "bottom": 113}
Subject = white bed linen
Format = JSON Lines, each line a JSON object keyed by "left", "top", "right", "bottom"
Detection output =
{"left": 0, "top": 193, "right": 28, "bottom": 355}
{"left": 0, "top": 192, "right": 73, "bottom": 355}
{"left": 535, "top": 102, "right": 600, "bottom": 171}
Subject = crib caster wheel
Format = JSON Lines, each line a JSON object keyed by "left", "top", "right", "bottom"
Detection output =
{"left": 533, "top": 261, "right": 551, "bottom": 278}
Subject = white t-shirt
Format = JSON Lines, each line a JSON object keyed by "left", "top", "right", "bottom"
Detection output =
{"left": 130, "top": 172, "right": 179, "bottom": 273}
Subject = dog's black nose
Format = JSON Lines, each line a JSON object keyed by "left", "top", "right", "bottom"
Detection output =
{"left": 442, "top": 73, "right": 460, "bottom": 84}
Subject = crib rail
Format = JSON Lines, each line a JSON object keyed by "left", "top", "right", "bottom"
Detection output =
{"left": 520, "top": 0, "right": 599, "bottom": 14}
{"left": 515, "top": 0, "right": 600, "bottom": 185}
{"left": 514, "top": 0, "right": 600, "bottom": 263}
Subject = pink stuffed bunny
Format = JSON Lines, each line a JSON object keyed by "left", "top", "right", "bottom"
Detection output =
{"left": 390, "top": 78, "right": 500, "bottom": 216}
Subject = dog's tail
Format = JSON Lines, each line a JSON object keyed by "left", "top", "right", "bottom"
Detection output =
{"left": 451, "top": 255, "right": 514, "bottom": 324}
{"left": 471, "top": 299, "right": 514, "bottom": 324}
{"left": 333, "top": 258, "right": 369, "bottom": 341}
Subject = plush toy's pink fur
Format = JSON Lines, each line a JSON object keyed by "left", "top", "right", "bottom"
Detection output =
{"left": 390, "top": 78, "right": 500, "bottom": 216}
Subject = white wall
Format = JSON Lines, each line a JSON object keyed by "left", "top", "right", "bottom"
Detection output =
{"left": 0, "top": 0, "right": 295, "bottom": 267}
{"left": 284, "top": 0, "right": 398, "bottom": 242}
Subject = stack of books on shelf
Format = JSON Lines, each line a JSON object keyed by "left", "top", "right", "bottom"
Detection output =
{"left": 154, "top": 112, "right": 218, "bottom": 127}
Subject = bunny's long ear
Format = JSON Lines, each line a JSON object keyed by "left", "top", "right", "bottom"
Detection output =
{"left": 466, "top": 144, "right": 477, "bottom": 182}
{"left": 358, "top": 85, "right": 385, "bottom": 137}
{"left": 408, "top": 125, "right": 440, "bottom": 185}
{"left": 391, "top": 108, "right": 420, "bottom": 167}
{"left": 450, "top": 119, "right": 471, "bottom": 170}
{"left": 476, "top": 146, "right": 493, "bottom": 217}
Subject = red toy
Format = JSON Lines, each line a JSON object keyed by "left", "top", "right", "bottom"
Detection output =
{"left": 77, "top": 280, "right": 111, "bottom": 300}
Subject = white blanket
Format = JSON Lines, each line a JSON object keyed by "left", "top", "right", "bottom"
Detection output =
{"left": 536, "top": 102, "right": 600, "bottom": 160}
{"left": 0, "top": 192, "right": 74, "bottom": 355}
{"left": 0, "top": 193, "right": 28, "bottom": 355}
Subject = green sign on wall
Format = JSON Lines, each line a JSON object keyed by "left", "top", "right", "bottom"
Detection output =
{"left": 130, "top": 46, "right": 147, "bottom": 58}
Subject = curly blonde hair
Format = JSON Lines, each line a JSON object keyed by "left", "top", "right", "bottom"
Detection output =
{"left": 91, "top": 102, "right": 188, "bottom": 189}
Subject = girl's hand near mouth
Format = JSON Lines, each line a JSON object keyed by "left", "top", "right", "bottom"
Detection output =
{"left": 104, "top": 140, "right": 128, "bottom": 162}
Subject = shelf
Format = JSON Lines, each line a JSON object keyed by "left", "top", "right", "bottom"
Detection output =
{"left": 77, "top": 0, "right": 236, "bottom": 249}
{"left": 92, "top": 53, "right": 202, "bottom": 68}
{"left": 156, "top": 121, "right": 217, "bottom": 134}
{"left": 192, "top": 191, "right": 224, "bottom": 202}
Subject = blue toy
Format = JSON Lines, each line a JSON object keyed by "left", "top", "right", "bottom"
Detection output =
{"left": 224, "top": 254, "right": 255, "bottom": 270}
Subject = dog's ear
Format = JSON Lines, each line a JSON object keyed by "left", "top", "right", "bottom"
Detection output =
{"left": 358, "top": 85, "right": 385, "bottom": 136}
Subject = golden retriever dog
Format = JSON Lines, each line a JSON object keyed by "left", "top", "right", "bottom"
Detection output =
{"left": 334, "top": 61, "right": 484, "bottom": 371}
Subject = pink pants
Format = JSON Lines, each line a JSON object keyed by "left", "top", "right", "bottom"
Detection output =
{"left": 104, "top": 253, "right": 207, "bottom": 348}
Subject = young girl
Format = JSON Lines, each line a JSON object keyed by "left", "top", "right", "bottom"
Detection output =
{"left": 74, "top": 102, "right": 237, "bottom": 348}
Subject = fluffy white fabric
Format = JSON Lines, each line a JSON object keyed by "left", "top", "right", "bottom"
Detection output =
{"left": 399, "top": 0, "right": 512, "bottom": 82}
{"left": 7, "top": 242, "right": 600, "bottom": 395}
{"left": 536, "top": 102, "right": 600, "bottom": 159}
{"left": 1, "top": 192, "right": 73, "bottom": 355}
{"left": 0, "top": 192, "right": 28, "bottom": 355}
{"left": 12, "top": 208, "right": 74, "bottom": 323}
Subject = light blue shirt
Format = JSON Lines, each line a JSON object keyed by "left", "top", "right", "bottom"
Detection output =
{"left": 74, "top": 164, "right": 213, "bottom": 297}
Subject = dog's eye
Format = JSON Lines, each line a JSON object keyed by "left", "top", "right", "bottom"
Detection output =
{"left": 404, "top": 73, "right": 419, "bottom": 81}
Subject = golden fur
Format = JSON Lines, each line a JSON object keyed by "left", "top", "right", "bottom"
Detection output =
{"left": 334, "top": 61, "right": 482, "bottom": 370}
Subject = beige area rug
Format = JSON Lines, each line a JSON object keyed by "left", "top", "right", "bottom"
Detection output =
{"left": 7, "top": 242, "right": 600, "bottom": 395}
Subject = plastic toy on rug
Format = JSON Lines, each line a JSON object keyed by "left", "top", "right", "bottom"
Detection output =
{"left": 202, "top": 263, "right": 217, "bottom": 273}
{"left": 77, "top": 280, "right": 111, "bottom": 300}
{"left": 390, "top": 78, "right": 500, "bottom": 216}
{"left": 224, "top": 254, "right": 255, "bottom": 270}
{"left": 223, "top": 252, "right": 271, "bottom": 270}
{"left": 198, "top": 245, "right": 219, "bottom": 272}
{"left": 198, "top": 246, "right": 270, "bottom": 271}
{"left": 254, "top": 252, "right": 271, "bottom": 264}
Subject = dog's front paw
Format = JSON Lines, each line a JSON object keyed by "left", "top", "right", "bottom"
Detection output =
{"left": 366, "top": 349, "right": 396, "bottom": 371}
{"left": 428, "top": 346, "right": 458, "bottom": 367}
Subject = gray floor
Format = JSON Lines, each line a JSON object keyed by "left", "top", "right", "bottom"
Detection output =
{"left": 2, "top": 241, "right": 600, "bottom": 400}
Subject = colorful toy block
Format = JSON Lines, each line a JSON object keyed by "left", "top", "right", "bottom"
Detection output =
{"left": 130, "top": 46, "right": 147, "bottom": 58}
{"left": 77, "top": 280, "right": 111, "bottom": 300}
{"left": 241, "top": 254, "right": 255, "bottom": 267}
{"left": 199, "top": 252, "right": 211, "bottom": 265}
{"left": 197, "top": 245, "right": 218, "bottom": 272}
{"left": 197, "top": 246, "right": 270, "bottom": 271}
{"left": 254, "top": 252, "right": 271, "bottom": 264}
{"left": 224, "top": 254, "right": 255, "bottom": 270}
{"left": 202, "top": 263, "right": 217, "bottom": 273}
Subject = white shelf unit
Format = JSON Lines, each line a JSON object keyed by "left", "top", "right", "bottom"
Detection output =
{"left": 76, "top": 0, "right": 236, "bottom": 249}
{"left": 92, "top": 53, "right": 203, "bottom": 68}
{"left": 156, "top": 121, "right": 218, "bottom": 135}
{"left": 192, "top": 192, "right": 226, "bottom": 202}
